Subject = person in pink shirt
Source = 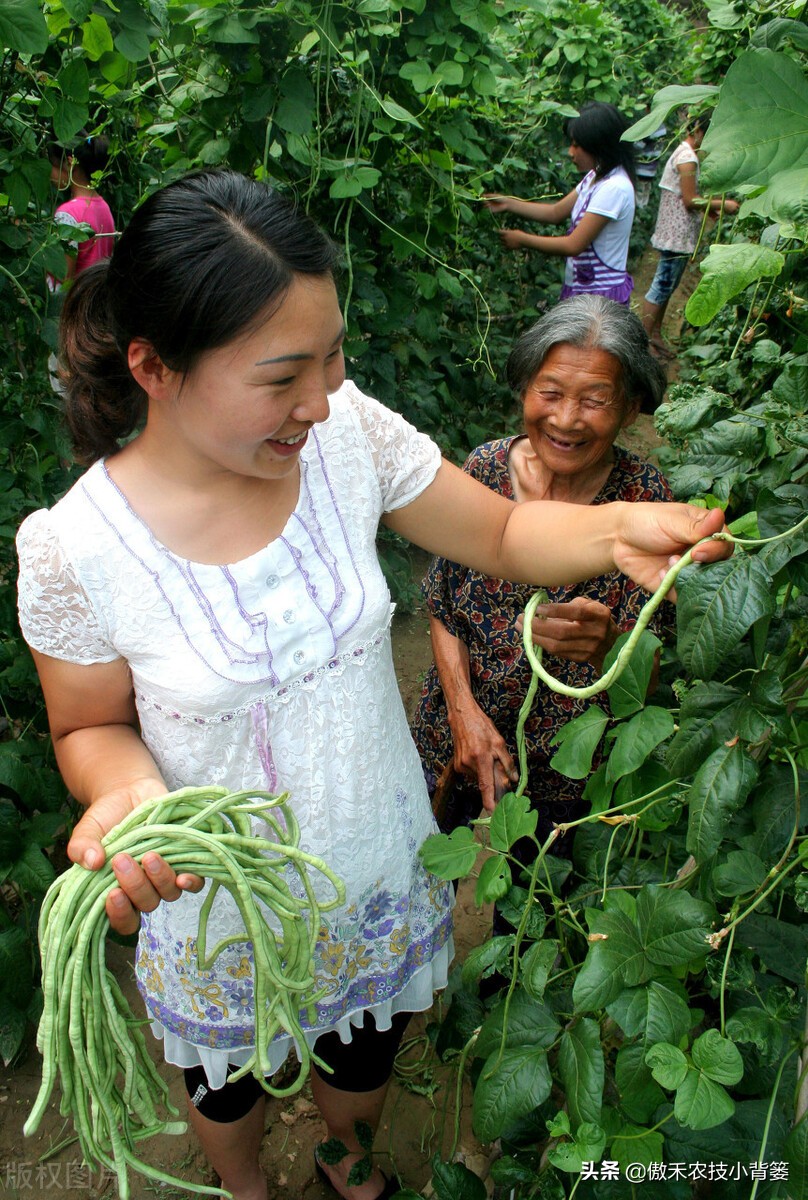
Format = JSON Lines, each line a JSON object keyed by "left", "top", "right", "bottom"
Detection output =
{"left": 48, "top": 134, "right": 116, "bottom": 287}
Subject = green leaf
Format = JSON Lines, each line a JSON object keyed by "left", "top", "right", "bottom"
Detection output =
{"left": 431, "top": 1157, "right": 487, "bottom": 1200}
{"left": 419, "top": 828, "right": 478, "bottom": 880}
{"left": 317, "top": 1137, "right": 349, "bottom": 1166}
{"left": 548, "top": 1123, "right": 607, "bottom": 1174}
{"left": 10, "top": 845, "right": 55, "bottom": 895}
{"left": 0, "top": 928, "right": 33, "bottom": 1009}
{"left": 607, "top": 978, "right": 693, "bottom": 1046}
{"left": 686, "top": 743, "right": 759, "bottom": 862}
{"left": 712, "top": 850, "right": 767, "bottom": 897}
{"left": 474, "top": 990, "right": 560, "bottom": 1060}
{"left": 691, "top": 1029, "right": 743, "bottom": 1086}
{"left": 434, "top": 60, "right": 464, "bottom": 87}
{"left": 330, "top": 176, "right": 364, "bottom": 199}
{"left": 472, "top": 1044, "right": 552, "bottom": 1142}
{"left": 751, "top": 16, "right": 808, "bottom": 51}
{"left": 520, "top": 939, "right": 557, "bottom": 1000}
{"left": 725, "top": 1007, "right": 784, "bottom": 1063}
{"left": 700, "top": 50, "right": 808, "bottom": 192}
{"left": 611, "top": 1124, "right": 665, "bottom": 1171}
{"left": 666, "top": 683, "right": 744, "bottom": 778}
{"left": 605, "top": 630, "right": 661, "bottom": 718}
{"left": 40, "top": 91, "right": 89, "bottom": 144}
{"left": 82, "top": 13, "right": 114, "bottom": 59}
{"left": 622, "top": 85, "right": 719, "bottom": 142}
{"left": 0, "top": 996, "right": 27, "bottom": 1067}
{"left": 645, "top": 1042, "right": 689, "bottom": 1090}
{"left": 0, "top": 0, "right": 49, "bottom": 54}
{"left": 742, "top": 762, "right": 797, "bottom": 860}
{"left": 474, "top": 855, "right": 511, "bottom": 906}
{"left": 461, "top": 936, "right": 513, "bottom": 989}
{"left": 674, "top": 1068, "right": 735, "bottom": 1130}
{"left": 399, "top": 60, "right": 433, "bottom": 93}
{"left": 489, "top": 791, "right": 538, "bottom": 851}
{"left": 784, "top": 1114, "right": 808, "bottom": 1200}
{"left": 764, "top": 168, "right": 808, "bottom": 225}
{"left": 209, "top": 14, "right": 260, "bottom": 42}
{"left": 378, "top": 95, "right": 422, "bottom": 128}
{"left": 549, "top": 707, "right": 609, "bottom": 780}
{"left": 636, "top": 885, "right": 715, "bottom": 967}
{"left": 573, "top": 908, "right": 648, "bottom": 1011}
{"left": 276, "top": 68, "right": 315, "bottom": 134}
{"left": 494, "top": 885, "right": 546, "bottom": 941}
{"left": 57, "top": 58, "right": 90, "bottom": 104}
{"left": 114, "top": 0, "right": 156, "bottom": 60}
{"left": 677, "top": 556, "right": 775, "bottom": 680}
{"left": 685, "top": 243, "right": 785, "bottom": 326}
{"left": 605, "top": 707, "right": 675, "bottom": 784}
{"left": 558, "top": 1019, "right": 604, "bottom": 1127}
{"left": 614, "top": 1043, "right": 666, "bottom": 1122}
{"left": 739, "top": 913, "right": 808, "bottom": 984}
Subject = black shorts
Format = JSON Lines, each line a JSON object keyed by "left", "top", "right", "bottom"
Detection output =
{"left": 184, "top": 1009, "right": 412, "bottom": 1123}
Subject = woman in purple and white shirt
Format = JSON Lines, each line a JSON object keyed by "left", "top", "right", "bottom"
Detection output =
{"left": 484, "top": 102, "right": 636, "bottom": 306}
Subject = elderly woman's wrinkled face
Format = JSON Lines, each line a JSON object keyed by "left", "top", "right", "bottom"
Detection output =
{"left": 522, "top": 343, "right": 637, "bottom": 478}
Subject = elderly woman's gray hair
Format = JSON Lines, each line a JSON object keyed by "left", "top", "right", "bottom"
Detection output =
{"left": 505, "top": 294, "right": 666, "bottom": 413}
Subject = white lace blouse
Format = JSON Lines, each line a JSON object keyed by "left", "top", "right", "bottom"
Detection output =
{"left": 17, "top": 381, "right": 454, "bottom": 1088}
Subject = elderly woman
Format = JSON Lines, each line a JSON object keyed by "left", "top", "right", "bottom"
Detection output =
{"left": 410, "top": 295, "right": 672, "bottom": 853}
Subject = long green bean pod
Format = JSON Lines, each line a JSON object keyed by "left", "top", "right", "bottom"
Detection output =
{"left": 25, "top": 786, "right": 346, "bottom": 1200}
{"left": 522, "top": 515, "right": 808, "bottom": 700}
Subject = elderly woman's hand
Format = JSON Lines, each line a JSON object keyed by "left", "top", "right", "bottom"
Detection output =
{"left": 447, "top": 698, "right": 518, "bottom": 813}
{"left": 518, "top": 597, "right": 618, "bottom": 673}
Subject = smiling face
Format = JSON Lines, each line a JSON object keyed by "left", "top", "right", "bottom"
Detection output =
{"left": 143, "top": 274, "right": 346, "bottom": 484}
{"left": 522, "top": 343, "right": 638, "bottom": 486}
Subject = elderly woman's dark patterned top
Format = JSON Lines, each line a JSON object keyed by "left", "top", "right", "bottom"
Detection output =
{"left": 409, "top": 436, "right": 674, "bottom": 842}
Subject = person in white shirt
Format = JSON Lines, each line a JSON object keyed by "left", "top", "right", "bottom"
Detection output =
{"left": 642, "top": 115, "right": 739, "bottom": 360}
{"left": 484, "top": 102, "right": 636, "bottom": 306}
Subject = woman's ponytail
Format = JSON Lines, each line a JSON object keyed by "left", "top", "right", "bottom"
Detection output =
{"left": 58, "top": 260, "right": 145, "bottom": 465}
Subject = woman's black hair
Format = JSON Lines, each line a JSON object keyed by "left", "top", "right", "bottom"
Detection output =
{"left": 48, "top": 132, "right": 111, "bottom": 179}
{"left": 59, "top": 170, "right": 341, "bottom": 464}
{"left": 564, "top": 102, "right": 636, "bottom": 187}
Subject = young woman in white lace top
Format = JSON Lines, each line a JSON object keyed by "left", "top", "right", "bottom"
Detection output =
{"left": 16, "top": 170, "right": 728, "bottom": 1200}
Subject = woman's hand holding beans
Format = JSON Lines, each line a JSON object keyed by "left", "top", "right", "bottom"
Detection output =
{"left": 613, "top": 503, "right": 729, "bottom": 595}
{"left": 68, "top": 777, "right": 204, "bottom": 935}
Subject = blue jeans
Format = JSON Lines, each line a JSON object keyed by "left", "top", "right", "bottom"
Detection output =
{"left": 645, "top": 250, "right": 689, "bottom": 306}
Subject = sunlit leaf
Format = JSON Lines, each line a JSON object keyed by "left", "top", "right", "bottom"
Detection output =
{"left": 701, "top": 50, "right": 808, "bottom": 191}
{"left": 685, "top": 243, "right": 785, "bottom": 326}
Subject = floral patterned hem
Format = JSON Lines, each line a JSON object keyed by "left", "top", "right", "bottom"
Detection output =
{"left": 139, "top": 909, "right": 453, "bottom": 1051}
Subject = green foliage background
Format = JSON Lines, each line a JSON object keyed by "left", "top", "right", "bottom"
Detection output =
{"left": 2, "top": 0, "right": 808, "bottom": 1196}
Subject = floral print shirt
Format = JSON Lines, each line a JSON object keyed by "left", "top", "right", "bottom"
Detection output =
{"left": 410, "top": 436, "right": 673, "bottom": 839}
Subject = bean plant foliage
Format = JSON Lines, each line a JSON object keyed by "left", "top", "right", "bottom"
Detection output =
{"left": 417, "top": 7, "right": 808, "bottom": 1198}
{"left": 2, "top": 0, "right": 808, "bottom": 1196}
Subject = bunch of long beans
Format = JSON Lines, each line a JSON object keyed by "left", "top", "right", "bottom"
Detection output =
{"left": 24, "top": 786, "right": 345, "bottom": 1199}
